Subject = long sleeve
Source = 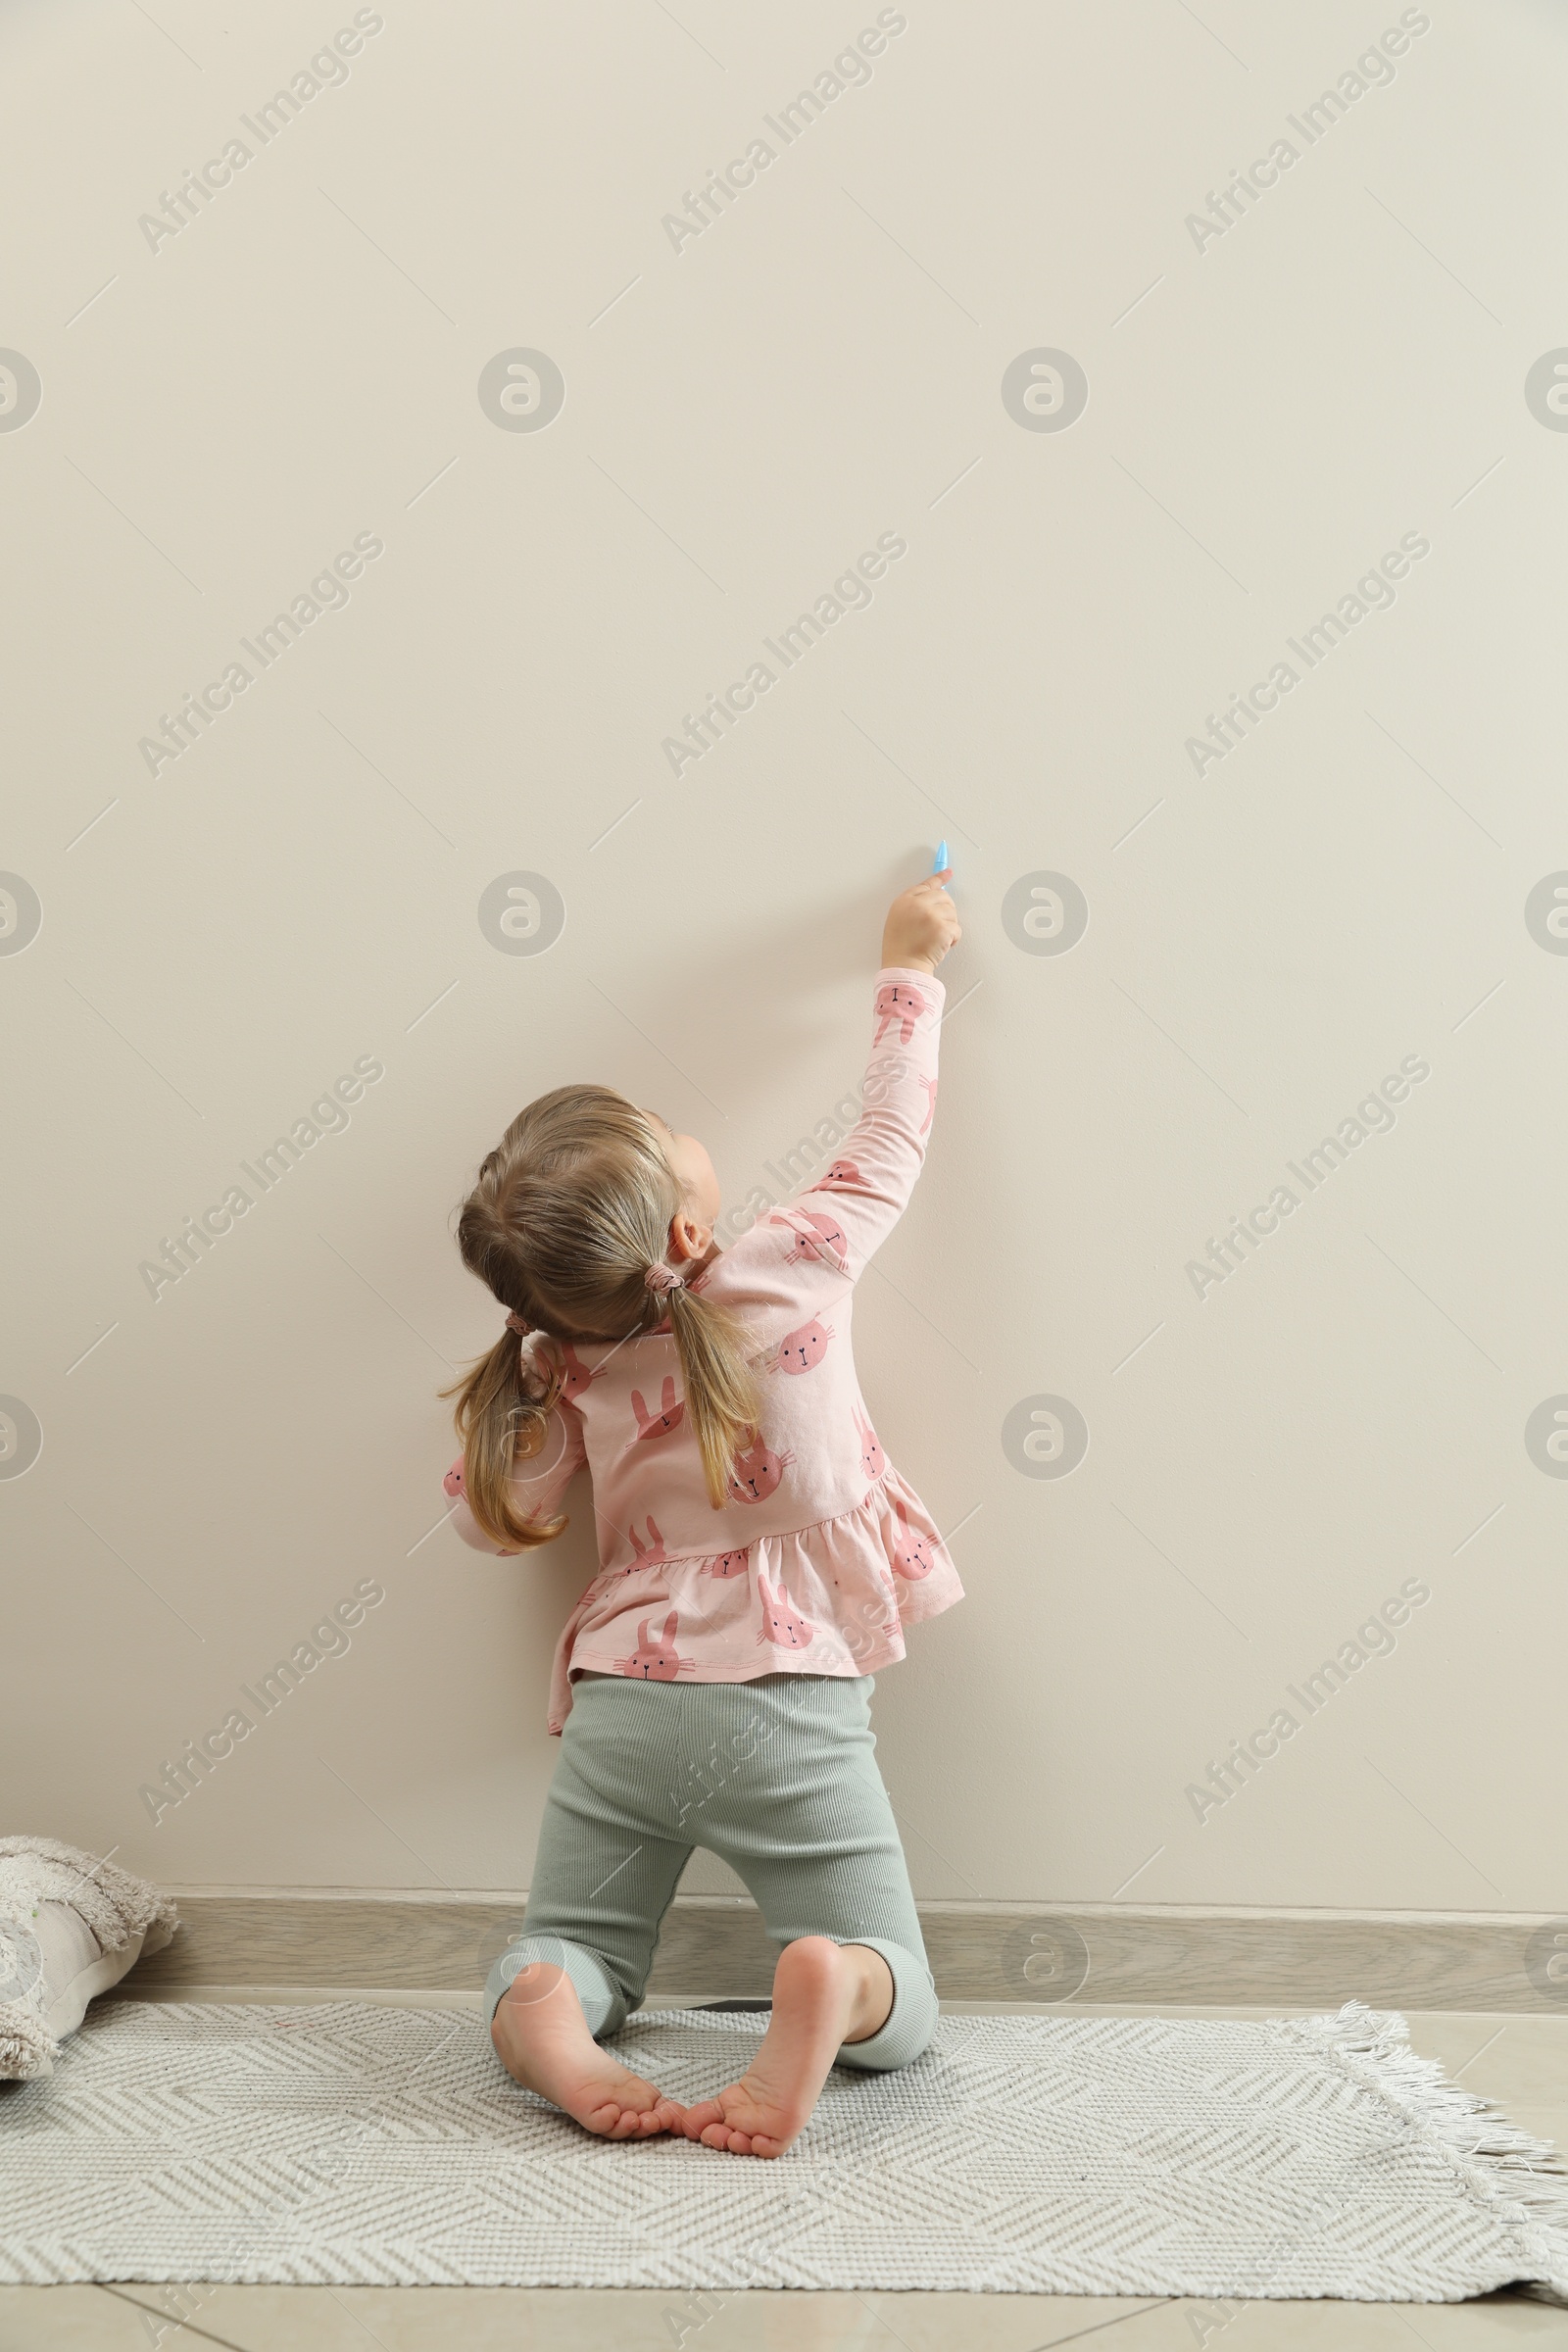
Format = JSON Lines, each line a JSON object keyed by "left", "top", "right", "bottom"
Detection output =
{"left": 442, "top": 1397, "right": 588, "bottom": 1554}
{"left": 782, "top": 965, "right": 945, "bottom": 1277}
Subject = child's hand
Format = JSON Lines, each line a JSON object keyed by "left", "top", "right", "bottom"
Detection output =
{"left": 881, "top": 870, "right": 960, "bottom": 974}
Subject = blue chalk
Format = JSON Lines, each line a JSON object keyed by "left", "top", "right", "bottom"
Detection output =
{"left": 932, "top": 839, "right": 951, "bottom": 885}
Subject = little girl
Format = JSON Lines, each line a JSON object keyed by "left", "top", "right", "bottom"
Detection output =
{"left": 441, "top": 868, "right": 962, "bottom": 2157}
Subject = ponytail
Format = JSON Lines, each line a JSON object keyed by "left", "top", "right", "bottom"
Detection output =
{"left": 441, "top": 1330, "right": 569, "bottom": 1551}
{"left": 665, "top": 1281, "right": 762, "bottom": 1509}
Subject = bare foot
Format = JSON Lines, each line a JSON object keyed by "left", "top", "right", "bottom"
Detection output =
{"left": 681, "top": 1937, "right": 893, "bottom": 2158}
{"left": 492, "top": 1963, "right": 685, "bottom": 2140}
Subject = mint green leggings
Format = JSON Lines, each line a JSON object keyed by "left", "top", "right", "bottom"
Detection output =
{"left": 485, "top": 1671, "right": 939, "bottom": 2073}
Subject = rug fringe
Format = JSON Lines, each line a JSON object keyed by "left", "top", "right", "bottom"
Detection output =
{"left": 1285, "top": 2000, "right": 1568, "bottom": 2300}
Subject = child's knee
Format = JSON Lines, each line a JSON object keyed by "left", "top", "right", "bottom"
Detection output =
{"left": 485, "top": 1933, "right": 627, "bottom": 2038}
{"left": 835, "top": 1939, "right": 938, "bottom": 2073}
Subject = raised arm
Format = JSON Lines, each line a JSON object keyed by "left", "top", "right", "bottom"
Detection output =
{"left": 781, "top": 870, "right": 960, "bottom": 1276}
{"left": 442, "top": 1396, "right": 588, "bottom": 1554}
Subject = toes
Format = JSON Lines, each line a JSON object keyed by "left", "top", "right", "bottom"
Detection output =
{"left": 581, "top": 2097, "right": 663, "bottom": 2138}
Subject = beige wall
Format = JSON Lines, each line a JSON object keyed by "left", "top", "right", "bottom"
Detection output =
{"left": 4, "top": 0, "right": 1563, "bottom": 1918}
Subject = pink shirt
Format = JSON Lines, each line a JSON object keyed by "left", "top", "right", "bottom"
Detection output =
{"left": 444, "top": 967, "right": 963, "bottom": 1733}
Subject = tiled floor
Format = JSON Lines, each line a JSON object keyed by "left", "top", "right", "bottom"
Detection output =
{"left": 2, "top": 1997, "right": 1563, "bottom": 2352}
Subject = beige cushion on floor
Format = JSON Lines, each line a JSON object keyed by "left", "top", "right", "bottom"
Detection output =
{"left": 0, "top": 1837, "right": 177, "bottom": 2080}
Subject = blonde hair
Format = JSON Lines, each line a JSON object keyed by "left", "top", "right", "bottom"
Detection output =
{"left": 442, "top": 1085, "right": 762, "bottom": 1549}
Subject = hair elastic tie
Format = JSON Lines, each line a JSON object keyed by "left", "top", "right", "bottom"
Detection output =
{"left": 644, "top": 1262, "right": 684, "bottom": 1297}
{"left": 504, "top": 1310, "right": 532, "bottom": 1335}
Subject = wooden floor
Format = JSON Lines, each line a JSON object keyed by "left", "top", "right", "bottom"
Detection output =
{"left": 3, "top": 1996, "right": 1563, "bottom": 2352}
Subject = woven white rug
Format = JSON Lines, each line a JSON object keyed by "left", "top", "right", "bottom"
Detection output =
{"left": 1, "top": 1999, "right": 1564, "bottom": 2296}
